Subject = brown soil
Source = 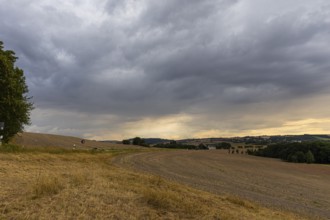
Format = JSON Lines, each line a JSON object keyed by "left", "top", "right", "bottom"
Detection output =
{"left": 113, "top": 150, "right": 330, "bottom": 219}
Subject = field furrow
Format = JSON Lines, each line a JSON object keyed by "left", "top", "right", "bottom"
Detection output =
{"left": 113, "top": 150, "right": 330, "bottom": 219}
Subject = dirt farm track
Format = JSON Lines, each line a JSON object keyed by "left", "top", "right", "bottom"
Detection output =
{"left": 113, "top": 150, "right": 330, "bottom": 219}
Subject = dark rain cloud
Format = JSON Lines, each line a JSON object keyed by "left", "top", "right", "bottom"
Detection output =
{"left": 1, "top": 0, "right": 330, "bottom": 138}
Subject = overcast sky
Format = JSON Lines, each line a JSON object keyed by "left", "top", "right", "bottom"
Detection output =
{"left": 1, "top": 0, "right": 330, "bottom": 140}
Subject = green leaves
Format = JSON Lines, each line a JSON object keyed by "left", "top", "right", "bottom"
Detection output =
{"left": 0, "top": 40, "right": 34, "bottom": 143}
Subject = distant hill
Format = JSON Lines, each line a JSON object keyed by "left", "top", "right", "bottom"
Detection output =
{"left": 178, "top": 134, "right": 330, "bottom": 145}
{"left": 11, "top": 132, "right": 144, "bottom": 150}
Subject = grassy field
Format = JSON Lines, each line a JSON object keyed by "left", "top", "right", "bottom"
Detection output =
{"left": 11, "top": 132, "right": 143, "bottom": 150}
{"left": 0, "top": 133, "right": 317, "bottom": 219}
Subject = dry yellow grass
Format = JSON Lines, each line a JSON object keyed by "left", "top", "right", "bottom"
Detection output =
{"left": 0, "top": 148, "right": 313, "bottom": 220}
{"left": 11, "top": 132, "right": 143, "bottom": 150}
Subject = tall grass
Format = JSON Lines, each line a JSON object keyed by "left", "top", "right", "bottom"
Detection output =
{"left": 32, "top": 175, "right": 64, "bottom": 198}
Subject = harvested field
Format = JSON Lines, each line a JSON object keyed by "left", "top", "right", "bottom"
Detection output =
{"left": 11, "top": 132, "right": 143, "bottom": 150}
{"left": 0, "top": 150, "right": 308, "bottom": 219}
{"left": 113, "top": 150, "right": 330, "bottom": 219}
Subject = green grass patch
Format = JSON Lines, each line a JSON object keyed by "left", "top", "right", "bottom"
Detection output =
{"left": 0, "top": 144, "right": 23, "bottom": 153}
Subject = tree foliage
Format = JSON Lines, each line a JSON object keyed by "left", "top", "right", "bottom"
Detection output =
{"left": 215, "top": 142, "right": 231, "bottom": 149}
{"left": 122, "top": 139, "right": 130, "bottom": 145}
{"left": 154, "top": 142, "right": 208, "bottom": 150}
{"left": 132, "top": 137, "right": 149, "bottom": 147}
{"left": 305, "top": 150, "right": 315, "bottom": 164}
{"left": 249, "top": 142, "right": 330, "bottom": 164}
{"left": 132, "top": 137, "right": 143, "bottom": 145}
{"left": 0, "top": 41, "right": 33, "bottom": 143}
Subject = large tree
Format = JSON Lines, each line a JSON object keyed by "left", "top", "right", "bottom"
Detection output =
{"left": 0, "top": 41, "right": 33, "bottom": 143}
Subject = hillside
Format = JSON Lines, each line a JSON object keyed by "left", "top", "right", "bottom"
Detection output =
{"left": 11, "top": 132, "right": 143, "bottom": 150}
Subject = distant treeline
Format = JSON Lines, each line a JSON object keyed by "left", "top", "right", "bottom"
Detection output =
{"left": 154, "top": 141, "right": 207, "bottom": 150}
{"left": 154, "top": 142, "right": 231, "bottom": 150}
{"left": 122, "top": 137, "right": 149, "bottom": 147}
{"left": 215, "top": 142, "right": 231, "bottom": 149}
{"left": 249, "top": 142, "right": 330, "bottom": 164}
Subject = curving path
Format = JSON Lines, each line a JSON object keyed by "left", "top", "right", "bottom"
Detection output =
{"left": 113, "top": 150, "right": 330, "bottom": 219}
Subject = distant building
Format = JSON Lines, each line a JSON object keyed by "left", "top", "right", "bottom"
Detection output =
{"left": 206, "top": 144, "right": 217, "bottom": 150}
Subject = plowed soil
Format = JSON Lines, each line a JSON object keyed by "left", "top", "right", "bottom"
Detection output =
{"left": 113, "top": 150, "right": 330, "bottom": 219}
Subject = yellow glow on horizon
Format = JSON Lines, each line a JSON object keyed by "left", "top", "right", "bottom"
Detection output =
{"left": 86, "top": 113, "right": 194, "bottom": 140}
{"left": 122, "top": 114, "right": 193, "bottom": 140}
{"left": 243, "top": 118, "right": 330, "bottom": 137}
{"left": 86, "top": 117, "right": 330, "bottom": 140}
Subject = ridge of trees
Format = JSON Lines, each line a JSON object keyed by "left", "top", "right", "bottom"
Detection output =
{"left": 248, "top": 142, "right": 330, "bottom": 164}
{"left": 154, "top": 141, "right": 209, "bottom": 150}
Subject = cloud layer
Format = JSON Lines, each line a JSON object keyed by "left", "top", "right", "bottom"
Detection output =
{"left": 1, "top": 0, "right": 330, "bottom": 139}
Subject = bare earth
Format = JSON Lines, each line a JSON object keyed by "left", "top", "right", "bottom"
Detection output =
{"left": 113, "top": 150, "right": 330, "bottom": 219}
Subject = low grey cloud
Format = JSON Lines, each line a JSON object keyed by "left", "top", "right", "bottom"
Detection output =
{"left": 1, "top": 0, "right": 330, "bottom": 139}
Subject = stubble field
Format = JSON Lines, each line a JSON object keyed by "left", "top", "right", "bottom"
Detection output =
{"left": 113, "top": 150, "right": 330, "bottom": 219}
{"left": 1, "top": 133, "right": 326, "bottom": 219}
{"left": 0, "top": 148, "right": 312, "bottom": 219}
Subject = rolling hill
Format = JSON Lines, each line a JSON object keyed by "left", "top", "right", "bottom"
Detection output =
{"left": 11, "top": 132, "right": 143, "bottom": 150}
